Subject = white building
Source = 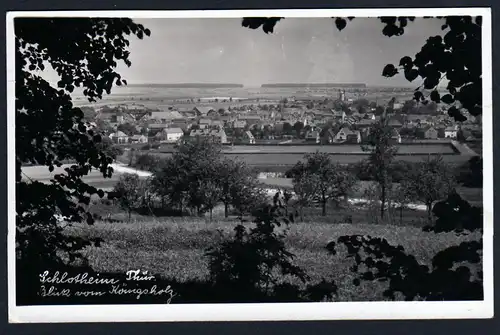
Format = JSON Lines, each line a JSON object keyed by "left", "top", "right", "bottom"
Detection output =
{"left": 444, "top": 126, "right": 458, "bottom": 138}
{"left": 109, "top": 130, "right": 129, "bottom": 144}
{"left": 130, "top": 134, "right": 148, "bottom": 144}
{"left": 157, "top": 127, "right": 184, "bottom": 143}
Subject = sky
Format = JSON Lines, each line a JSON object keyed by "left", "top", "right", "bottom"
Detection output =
{"left": 43, "top": 17, "right": 446, "bottom": 88}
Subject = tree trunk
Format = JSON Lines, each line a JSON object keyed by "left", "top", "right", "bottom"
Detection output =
{"left": 322, "top": 193, "right": 327, "bottom": 216}
{"left": 400, "top": 205, "right": 403, "bottom": 225}
{"left": 427, "top": 202, "right": 433, "bottom": 223}
{"left": 128, "top": 209, "right": 132, "bottom": 222}
{"left": 224, "top": 203, "right": 229, "bottom": 218}
{"left": 210, "top": 208, "right": 213, "bottom": 222}
{"left": 380, "top": 184, "right": 386, "bottom": 219}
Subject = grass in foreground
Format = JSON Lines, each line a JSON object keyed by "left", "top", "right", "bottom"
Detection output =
{"left": 67, "top": 212, "right": 481, "bottom": 302}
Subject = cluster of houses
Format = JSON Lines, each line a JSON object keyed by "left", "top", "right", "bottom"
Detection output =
{"left": 98, "top": 99, "right": 481, "bottom": 146}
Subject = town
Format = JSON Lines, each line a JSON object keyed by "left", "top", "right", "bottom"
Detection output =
{"left": 83, "top": 87, "right": 482, "bottom": 150}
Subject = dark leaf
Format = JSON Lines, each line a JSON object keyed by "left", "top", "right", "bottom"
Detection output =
{"left": 430, "top": 90, "right": 441, "bottom": 103}
{"left": 382, "top": 64, "right": 398, "bottom": 77}
{"left": 405, "top": 69, "right": 419, "bottom": 82}
{"left": 441, "top": 94, "right": 455, "bottom": 104}
{"left": 413, "top": 91, "right": 424, "bottom": 101}
{"left": 399, "top": 56, "right": 413, "bottom": 68}
{"left": 335, "top": 18, "right": 347, "bottom": 31}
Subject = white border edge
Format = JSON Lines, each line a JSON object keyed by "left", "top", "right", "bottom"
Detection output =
{"left": 7, "top": 8, "right": 494, "bottom": 323}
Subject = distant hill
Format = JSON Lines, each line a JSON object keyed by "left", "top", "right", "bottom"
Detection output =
{"left": 128, "top": 83, "right": 244, "bottom": 88}
{"left": 261, "top": 83, "right": 367, "bottom": 88}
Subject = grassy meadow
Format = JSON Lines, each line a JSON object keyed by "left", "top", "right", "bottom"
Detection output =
{"left": 65, "top": 199, "right": 482, "bottom": 302}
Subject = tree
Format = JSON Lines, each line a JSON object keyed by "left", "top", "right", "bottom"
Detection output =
{"left": 363, "top": 117, "right": 398, "bottom": 219}
{"left": 283, "top": 122, "right": 293, "bottom": 135}
{"left": 96, "top": 136, "right": 124, "bottom": 160}
{"left": 217, "top": 158, "right": 257, "bottom": 218}
{"left": 394, "top": 181, "right": 415, "bottom": 225}
{"left": 353, "top": 98, "right": 370, "bottom": 110}
{"left": 456, "top": 128, "right": 467, "bottom": 142}
{"left": 292, "top": 152, "right": 357, "bottom": 216}
{"left": 405, "top": 155, "right": 457, "bottom": 222}
{"left": 374, "top": 106, "right": 385, "bottom": 116}
{"left": 15, "top": 18, "right": 150, "bottom": 271}
{"left": 401, "top": 99, "right": 418, "bottom": 114}
{"left": 243, "top": 16, "right": 482, "bottom": 121}
{"left": 292, "top": 172, "right": 319, "bottom": 221}
{"left": 197, "top": 178, "right": 223, "bottom": 221}
{"left": 151, "top": 157, "right": 187, "bottom": 211}
{"left": 117, "top": 122, "right": 137, "bottom": 136}
{"left": 113, "top": 174, "right": 144, "bottom": 221}
{"left": 293, "top": 121, "right": 304, "bottom": 137}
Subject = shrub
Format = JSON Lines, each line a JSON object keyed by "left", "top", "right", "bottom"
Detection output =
{"left": 330, "top": 195, "right": 483, "bottom": 301}
{"left": 205, "top": 205, "right": 308, "bottom": 294}
{"left": 205, "top": 204, "right": 338, "bottom": 302}
{"left": 426, "top": 191, "right": 483, "bottom": 233}
{"left": 329, "top": 235, "right": 482, "bottom": 301}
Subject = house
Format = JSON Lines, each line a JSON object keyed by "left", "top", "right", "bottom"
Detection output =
{"left": 356, "top": 118, "right": 376, "bottom": 129}
{"left": 150, "top": 111, "right": 174, "bottom": 123}
{"left": 219, "top": 115, "right": 234, "bottom": 124}
{"left": 390, "top": 129, "right": 402, "bottom": 144}
{"left": 417, "top": 126, "right": 438, "bottom": 139}
{"left": 364, "top": 113, "right": 376, "bottom": 120}
{"left": 335, "top": 127, "right": 361, "bottom": 143}
{"left": 346, "top": 131, "right": 362, "bottom": 144}
{"left": 406, "top": 114, "right": 432, "bottom": 127}
{"left": 148, "top": 123, "right": 169, "bottom": 135}
{"left": 444, "top": 126, "right": 458, "bottom": 138}
{"left": 129, "top": 134, "right": 148, "bottom": 144}
{"left": 190, "top": 129, "right": 228, "bottom": 144}
{"left": 193, "top": 106, "right": 216, "bottom": 117}
{"left": 110, "top": 113, "right": 125, "bottom": 124}
{"left": 198, "top": 118, "right": 212, "bottom": 129}
{"left": 206, "top": 109, "right": 220, "bottom": 118}
{"left": 305, "top": 130, "right": 320, "bottom": 143}
{"left": 182, "top": 110, "right": 198, "bottom": 119}
{"left": 239, "top": 115, "right": 262, "bottom": 126}
{"left": 211, "top": 120, "right": 224, "bottom": 129}
{"left": 331, "top": 110, "right": 346, "bottom": 123}
{"left": 243, "top": 130, "right": 256, "bottom": 144}
{"left": 392, "top": 102, "right": 403, "bottom": 111}
{"left": 109, "top": 130, "right": 129, "bottom": 144}
{"left": 387, "top": 117, "right": 403, "bottom": 128}
{"left": 322, "top": 128, "right": 337, "bottom": 144}
{"left": 233, "top": 120, "right": 247, "bottom": 129}
{"left": 156, "top": 127, "right": 184, "bottom": 143}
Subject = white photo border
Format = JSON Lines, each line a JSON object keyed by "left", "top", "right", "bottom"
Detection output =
{"left": 7, "top": 7, "right": 494, "bottom": 323}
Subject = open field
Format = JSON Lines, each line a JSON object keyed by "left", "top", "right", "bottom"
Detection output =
{"left": 21, "top": 165, "right": 483, "bottom": 207}
{"left": 21, "top": 164, "right": 137, "bottom": 190}
{"left": 156, "top": 143, "right": 459, "bottom": 155}
{"left": 68, "top": 214, "right": 481, "bottom": 302}
{"left": 217, "top": 144, "right": 457, "bottom": 155}
{"left": 141, "top": 151, "right": 473, "bottom": 166}
{"left": 134, "top": 141, "right": 475, "bottom": 167}
{"left": 72, "top": 85, "right": 415, "bottom": 109}
{"left": 259, "top": 178, "right": 483, "bottom": 206}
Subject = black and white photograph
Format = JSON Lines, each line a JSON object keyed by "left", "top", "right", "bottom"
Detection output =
{"left": 8, "top": 8, "right": 493, "bottom": 322}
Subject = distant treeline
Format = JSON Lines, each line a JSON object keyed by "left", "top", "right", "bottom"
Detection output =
{"left": 261, "top": 83, "right": 367, "bottom": 88}
{"left": 128, "top": 83, "right": 244, "bottom": 88}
